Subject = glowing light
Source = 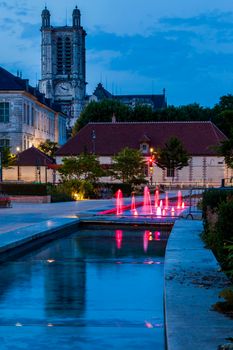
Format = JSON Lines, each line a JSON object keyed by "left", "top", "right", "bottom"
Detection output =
{"left": 73, "top": 192, "right": 84, "bottom": 201}
{"left": 115, "top": 230, "right": 123, "bottom": 249}
{"left": 159, "top": 200, "right": 163, "bottom": 208}
{"left": 155, "top": 231, "right": 160, "bottom": 241}
{"left": 143, "top": 230, "right": 150, "bottom": 252}
{"left": 154, "top": 188, "right": 159, "bottom": 208}
{"left": 47, "top": 259, "right": 55, "bottom": 263}
{"left": 156, "top": 206, "right": 161, "bottom": 217}
{"left": 165, "top": 191, "right": 169, "bottom": 209}
{"left": 171, "top": 207, "right": 175, "bottom": 217}
{"left": 116, "top": 189, "right": 123, "bottom": 215}
{"left": 47, "top": 323, "right": 54, "bottom": 327}
{"left": 145, "top": 321, "right": 153, "bottom": 328}
{"left": 143, "top": 186, "right": 152, "bottom": 215}
{"left": 15, "top": 322, "right": 23, "bottom": 327}
{"left": 182, "top": 201, "right": 185, "bottom": 209}
{"left": 177, "top": 190, "right": 182, "bottom": 209}
{"left": 162, "top": 209, "right": 166, "bottom": 216}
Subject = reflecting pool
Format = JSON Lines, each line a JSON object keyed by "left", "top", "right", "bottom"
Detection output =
{"left": 0, "top": 226, "right": 169, "bottom": 350}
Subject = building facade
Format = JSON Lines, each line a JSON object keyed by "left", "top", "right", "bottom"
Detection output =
{"left": 39, "top": 6, "right": 86, "bottom": 128}
{"left": 90, "top": 83, "right": 167, "bottom": 110}
{"left": 56, "top": 121, "right": 232, "bottom": 187}
{"left": 0, "top": 67, "right": 67, "bottom": 154}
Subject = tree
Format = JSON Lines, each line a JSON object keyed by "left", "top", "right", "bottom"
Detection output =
{"left": 218, "top": 134, "right": 233, "bottom": 169}
{"left": 72, "top": 99, "right": 131, "bottom": 135}
{"left": 156, "top": 137, "right": 190, "bottom": 178}
{"left": 38, "top": 139, "right": 59, "bottom": 158}
{"left": 1, "top": 147, "right": 15, "bottom": 168}
{"left": 212, "top": 110, "right": 233, "bottom": 137}
{"left": 111, "top": 147, "right": 146, "bottom": 184}
{"left": 58, "top": 153, "right": 105, "bottom": 183}
{"left": 214, "top": 94, "right": 233, "bottom": 114}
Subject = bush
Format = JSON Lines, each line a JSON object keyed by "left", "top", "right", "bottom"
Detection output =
{"left": 48, "top": 180, "right": 94, "bottom": 202}
{"left": 0, "top": 183, "right": 48, "bottom": 196}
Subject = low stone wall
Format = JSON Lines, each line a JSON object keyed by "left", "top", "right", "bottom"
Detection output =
{"left": 10, "top": 195, "right": 51, "bottom": 204}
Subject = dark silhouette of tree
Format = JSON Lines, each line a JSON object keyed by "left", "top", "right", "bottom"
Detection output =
{"left": 156, "top": 137, "right": 190, "bottom": 178}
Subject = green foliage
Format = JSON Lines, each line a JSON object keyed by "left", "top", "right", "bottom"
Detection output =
{"left": 202, "top": 189, "right": 233, "bottom": 278}
{"left": 48, "top": 180, "right": 94, "bottom": 202}
{"left": 72, "top": 99, "right": 131, "bottom": 135}
{"left": 0, "top": 183, "right": 48, "bottom": 195}
{"left": 213, "top": 287, "right": 233, "bottom": 316}
{"left": 111, "top": 147, "right": 146, "bottom": 185}
{"left": 58, "top": 153, "right": 105, "bottom": 183}
{"left": 71, "top": 94, "right": 233, "bottom": 139}
{"left": 1, "top": 146, "right": 15, "bottom": 168}
{"left": 156, "top": 137, "right": 190, "bottom": 173}
{"left": 37, "top": 139, "right": 59, "bottom": 158}
{"left": 218, "top": 134, "right": 233, "bottom": 169}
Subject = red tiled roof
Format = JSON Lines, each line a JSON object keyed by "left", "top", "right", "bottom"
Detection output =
{"left": 16, "top": 146, "right": 55, "bottom": 166}
{"left": 56, "top": 121, "right": 227, "bottom": 157}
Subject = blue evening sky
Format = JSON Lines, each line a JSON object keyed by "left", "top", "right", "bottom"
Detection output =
{"left": 1, "top": 0, "right": 233, "bottom": 106}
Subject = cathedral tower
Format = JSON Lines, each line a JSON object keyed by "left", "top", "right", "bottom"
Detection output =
{"left": 39, "top": 6, "right": 86, "bottom": 128}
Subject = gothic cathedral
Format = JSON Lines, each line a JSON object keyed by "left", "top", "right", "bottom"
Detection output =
{"left": 39, "top": 6, "right": 86, "bottom": 128}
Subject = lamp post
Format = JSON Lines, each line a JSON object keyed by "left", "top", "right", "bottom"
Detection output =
{"left": 16, "top": 147, "right": 20, "bottom": 181}
{"left": 92, "top": 130, "right": 96, "bottom": 154}
{"left": 149, "top": 147, "right": 154, "bottom": 186}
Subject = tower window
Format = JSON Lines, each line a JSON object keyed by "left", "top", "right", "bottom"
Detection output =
{"left": 65, "top": 37, "right": 72, "bottom": 74}
{"left": 57, "top": 37, "right": 63, "bottom": 74}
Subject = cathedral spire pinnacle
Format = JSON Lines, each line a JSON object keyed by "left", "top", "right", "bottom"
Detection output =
{"left": 72, "top": 5, "right": 81, "bottom": 28}
{"left": 41, "top": 6, "right": 51, "bottom": 28}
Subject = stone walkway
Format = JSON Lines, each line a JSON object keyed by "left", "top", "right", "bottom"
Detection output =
{"left": 165, "top": 220, "right": 233, "bottom": 350}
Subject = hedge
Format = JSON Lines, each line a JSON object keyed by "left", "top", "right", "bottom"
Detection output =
{"left": 0, "top": 183, "right": 48, "bottom": 196}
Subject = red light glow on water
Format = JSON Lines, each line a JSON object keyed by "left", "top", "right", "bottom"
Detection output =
{"left": 115, "top": 230, "right": 123, "bottom": 249}
{"left": 143, "top": 230, "right": 150, "bottom": 252}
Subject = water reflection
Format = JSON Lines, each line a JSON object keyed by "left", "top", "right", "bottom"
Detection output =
{"left": 0, "top": 227, "right": 168, "bottom": 350}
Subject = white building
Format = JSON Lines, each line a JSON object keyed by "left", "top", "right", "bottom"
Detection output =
{"left": 0, "top": 66, "right": 67, "bottom": 154}
{"left": 56, "top": 121, "right": 232, "bottom": 187}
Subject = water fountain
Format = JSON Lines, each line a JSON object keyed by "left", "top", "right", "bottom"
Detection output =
{"left": 114, "top": 186, "right": 186, "bottom": 218}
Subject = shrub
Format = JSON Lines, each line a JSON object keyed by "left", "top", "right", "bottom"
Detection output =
{"left": 0, "top": 183, "right": 48, "bottom": 196}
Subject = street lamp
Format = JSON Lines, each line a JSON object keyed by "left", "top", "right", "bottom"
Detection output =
{"left": 149, "top": 147, "right": 155, "bottom": 186}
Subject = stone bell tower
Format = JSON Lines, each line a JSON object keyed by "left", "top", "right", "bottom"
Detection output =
{"left": 39, "top": 6, "right": 86, "bottom": 128}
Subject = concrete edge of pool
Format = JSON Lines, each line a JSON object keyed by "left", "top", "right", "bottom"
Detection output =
{"left": 164, "top": 220, "right": 233, "bottom": 350}
{"left": 0, "top": 210, "right": 232, "bottom": 349}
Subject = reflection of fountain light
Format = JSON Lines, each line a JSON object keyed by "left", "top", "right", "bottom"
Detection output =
{"left": 115, "top": 230, "right": 123, "bottom": 249}
{"left": 116, "top": 189, "right": 123, "bottom": 215}
{"left": 171, "top": 207, "right": 175, "bottom": 217}
{"left": 15, "top": 322, "right": 23, "bottom": 327}
{"left": 47, "top": 259, "right": 55, "bottom": 263}
{"left": 143, "top": 230, "right": 150, "bottom": 252}
{"left": 154, "top": 188, "right": 159, "bottom": 208}
{"left": 143, "top": 186, "right": 152, "bottom": 214}
{"left": 155, "top": 231, "right": 160, "bottom": 241}
{"left": 145, "top": 321, "right": 154, "bottom": 328}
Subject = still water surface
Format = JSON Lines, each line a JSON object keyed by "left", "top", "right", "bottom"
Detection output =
{"left": 0, "top": 227, "right": 169, "bottom": 349}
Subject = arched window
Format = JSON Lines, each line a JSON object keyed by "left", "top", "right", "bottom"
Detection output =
{"left": 65, "top": 37, "right": 72, "bottom": 74}
{"left": 57, "top": 37, "right": 63, "bottom": 74}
